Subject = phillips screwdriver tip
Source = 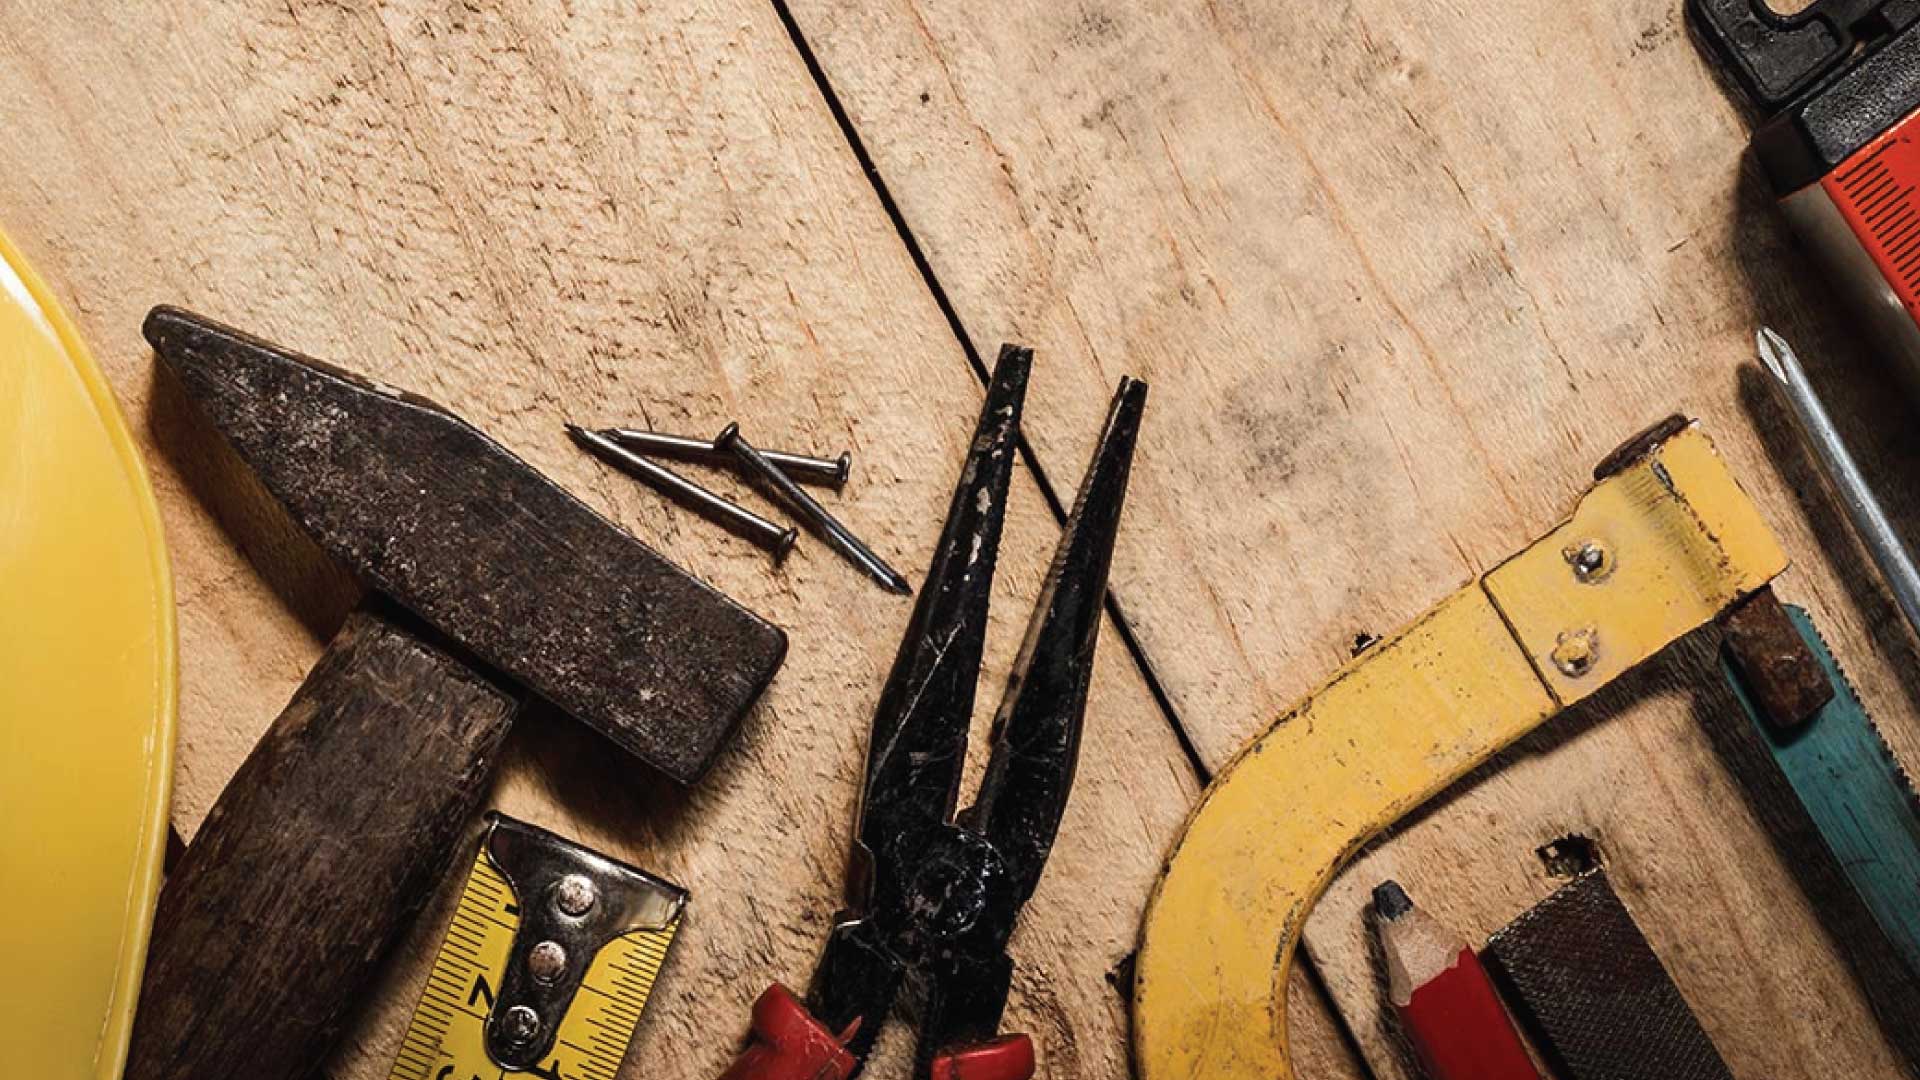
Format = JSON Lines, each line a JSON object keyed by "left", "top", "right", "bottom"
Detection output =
{"left": 1752, "top": 328, "right": 1920, "bottom": 646}
{"left": 1756, "top": 326, "right": 1795, "bottom": 385}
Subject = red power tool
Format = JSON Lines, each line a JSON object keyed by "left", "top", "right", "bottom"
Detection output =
{"left": 1692, "top": 0, "right": 1920, "bottom": 385}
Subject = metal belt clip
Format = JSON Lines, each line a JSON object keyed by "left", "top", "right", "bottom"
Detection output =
{"left": 389, "top": 812, "right": 687, "bottom": 1078}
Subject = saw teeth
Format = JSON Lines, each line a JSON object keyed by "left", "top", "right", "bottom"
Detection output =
{"left": 1794, "top": 608, "right": 1920, "bottom": 817}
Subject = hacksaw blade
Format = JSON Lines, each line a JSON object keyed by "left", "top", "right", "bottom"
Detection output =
{"left": 1721, "top": 604, "right": 1920, "bottom": 975}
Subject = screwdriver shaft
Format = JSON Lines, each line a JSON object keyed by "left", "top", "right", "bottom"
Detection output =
{"left": 1757, "top": 327, "right": 1920, "bottom": 639}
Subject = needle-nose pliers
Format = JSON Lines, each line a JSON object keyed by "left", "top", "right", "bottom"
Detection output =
{"left": 717, "top": 346, "right": 1145, "bottom": 1080}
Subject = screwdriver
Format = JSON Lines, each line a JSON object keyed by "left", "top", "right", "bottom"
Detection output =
{"left": 1757, "top": 326, "right": 1920, "bottom": 642}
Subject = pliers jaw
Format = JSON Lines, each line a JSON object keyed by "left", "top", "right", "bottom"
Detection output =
{"left": 962, "top": 375, "right": 1145, "bottom": 907}
{"left": 851, "top": 346, "right": 1033, "bottom": 897}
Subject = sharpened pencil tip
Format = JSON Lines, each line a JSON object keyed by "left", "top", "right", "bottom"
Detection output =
{"left": 1373, "top": 880, "right": 1413, "bottom": 920}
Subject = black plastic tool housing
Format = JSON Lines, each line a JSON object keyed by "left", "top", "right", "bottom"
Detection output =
{"left": 1690, "top": 0, "right": 1920, "bottom": 189}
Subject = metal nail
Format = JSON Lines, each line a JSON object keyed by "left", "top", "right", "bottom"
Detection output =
{"left": 716, "top": 423, "right": 912, "bottom": 595}
{"left": 605, "top": 428, "right": 852, "bottom": 488}
{"left": 566, "top": 424, "right": 797, "bottom": 560}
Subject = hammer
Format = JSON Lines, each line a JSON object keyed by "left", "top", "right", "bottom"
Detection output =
{"left": 128, "top": 307, "right": 788, "bottom": 1080}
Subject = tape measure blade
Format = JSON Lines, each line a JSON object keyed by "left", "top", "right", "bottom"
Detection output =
{"left": 552, "top": 922, "right": 680, "bottom": 1079}
{"left": 387, "top": 851, "right": 515, "bottom": 1080}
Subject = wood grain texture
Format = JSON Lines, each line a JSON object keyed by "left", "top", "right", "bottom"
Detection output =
{"left": 128, "top": 603, "right": 518, "bottom": 1080}
{"left": 783, "top": 0, "right": 1920, "bottom": 1074}
{"left": 0, "top": 2, "right": 1228, "bottom": 1077}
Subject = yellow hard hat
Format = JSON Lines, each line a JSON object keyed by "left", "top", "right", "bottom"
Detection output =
{"left": 0, "top": 227, "right": 176, "bottom": 1080}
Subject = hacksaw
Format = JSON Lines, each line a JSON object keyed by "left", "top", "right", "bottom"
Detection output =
{"left": 1131, "top": 418, "right": 1791, "bottom": 1080}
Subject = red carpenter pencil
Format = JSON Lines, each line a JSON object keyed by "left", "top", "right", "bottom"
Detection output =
{"left": 1373, "top": 880, "right": 1540, "bottom": 1080}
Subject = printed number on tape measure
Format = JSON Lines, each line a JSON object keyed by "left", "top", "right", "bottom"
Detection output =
{"left": 389, "top": 813, "right": 686, "bottom": 1080}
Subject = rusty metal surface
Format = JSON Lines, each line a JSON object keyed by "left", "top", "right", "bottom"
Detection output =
{"left": 1591, "top": 413, "right": 1691, "bottom": 480}
{"left": 1485, "top": 870, "right": 1735, "bottom": 1080}
{"left": 1721, "top": 586, "right": 1836, "bottom": 730}
{"left": 145, "top": 305, "right": 787, "bottom": 784}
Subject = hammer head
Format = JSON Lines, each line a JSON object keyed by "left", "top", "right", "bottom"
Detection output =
{"left": 147, "top": 305, "right": 786, "bottom": 784}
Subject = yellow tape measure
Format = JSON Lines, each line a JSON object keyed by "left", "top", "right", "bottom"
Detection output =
{"left": 389, "top": 813, "right": 686, "bottom": 1080}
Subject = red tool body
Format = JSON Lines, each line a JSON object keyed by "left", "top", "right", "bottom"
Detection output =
{"left": 720, "top": 985, "right": 1034, "bottom": 1080}
{"left": 1692, "top": 1, "right": 1920, "bottom": 389}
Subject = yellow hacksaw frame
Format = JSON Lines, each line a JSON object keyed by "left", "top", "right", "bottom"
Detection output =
{"left": 1131, "top": 420, "right": 1787, "bottom": 1080}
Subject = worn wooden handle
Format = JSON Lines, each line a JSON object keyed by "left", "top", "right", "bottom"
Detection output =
{"left": 126, "top": 602, "right": 518, "bottom": 1080}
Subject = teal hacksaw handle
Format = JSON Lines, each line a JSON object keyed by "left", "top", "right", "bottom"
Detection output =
{"left": 1722, "top": 604, "right": 1920, "bottom": 975}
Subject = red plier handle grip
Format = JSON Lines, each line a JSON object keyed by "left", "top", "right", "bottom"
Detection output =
{"left": 718, "top": 985, "right": 1036, "bottom": 1080}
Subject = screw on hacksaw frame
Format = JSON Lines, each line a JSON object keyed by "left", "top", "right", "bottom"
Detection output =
{"left": 568, "top": 424, "right": 798, "bottom": 560}
{"left": 717, "top": 422, "right": 912, "bottom": 595}
{"left": 1552, "top": 627, "right": 1599, "bottom": 678}
{"left": 605, "top": 427, "right": 852, "bottom": 488}
{"left": 1567, "top": 540, "right": 1612, "bottom": 582}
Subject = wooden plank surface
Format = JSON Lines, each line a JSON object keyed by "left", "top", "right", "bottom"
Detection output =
{"left": 12, "top": 0, "right": 1917, "bottom": 1076}
{"left": 783, "top": 0, "right": 1920, "bottom": 1074}
{"left": 0, "top": 2, "right": 1302, "bottom": 1077}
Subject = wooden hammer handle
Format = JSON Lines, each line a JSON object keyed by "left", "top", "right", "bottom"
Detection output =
{"left": 126, "top": 602, "right": 518, "bottom": 1080}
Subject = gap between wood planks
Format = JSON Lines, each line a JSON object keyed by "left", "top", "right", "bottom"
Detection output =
{"left": 763, "top": 6, "right": 1384, "bottom": 1074}
{"left": 762, "top": 0, "right": 1210, "bottom": 785}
